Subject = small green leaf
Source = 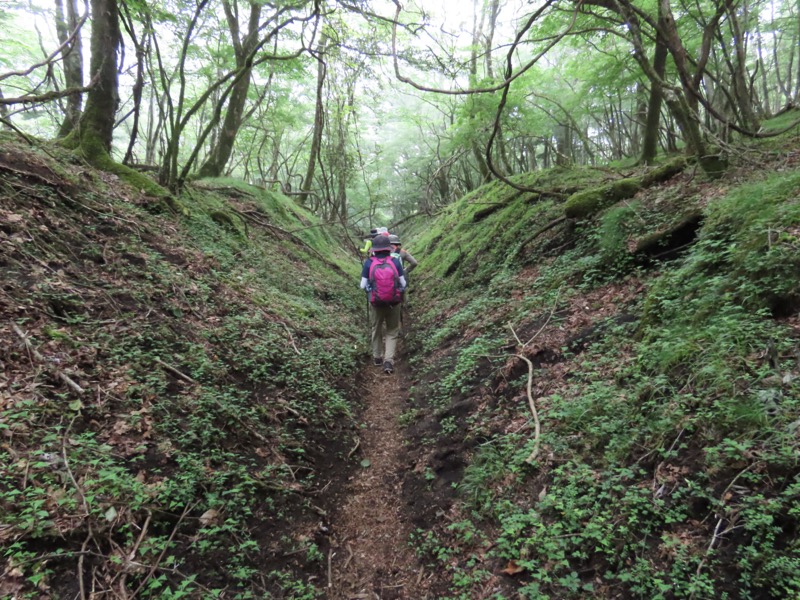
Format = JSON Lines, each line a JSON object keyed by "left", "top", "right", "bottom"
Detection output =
{"left": 360, "top": 459, "right": 371, "bottom": 468}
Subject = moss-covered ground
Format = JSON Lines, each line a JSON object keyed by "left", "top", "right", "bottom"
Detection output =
{"left": 401, "top": 111, "right": 800, "bottom": 599}
{"left": 2, "top": 108, "right": 800, "bottom": 599}
{"left": 0, "top": 136, "right": 364, "bottom": 598}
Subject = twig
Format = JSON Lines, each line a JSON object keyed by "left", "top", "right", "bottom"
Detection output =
{"left": 77, "top": 531, "right": 91, "bottom": 600}
{"left": 523, "top": 285, "right": 563, "bottom": 347}
{"left": 130, "top": 502, "right": 196, "bottom": 598}
{"left": 63, "top": 415, "right": 92, "bottom": 600}
{"left": 327, "top": 549, "right": 334, "bottom": 588}
{"left": 514, "top": 216, "right": 567, "bottom": 257}
{"left": 347, "top": 437, "right": 361, "bottom": 459}
{"left": 691, "top": 463, "right": 758, "bottom": 599}
{"left": 11, "top": 323, "right": 85, "bottom": 394}
{"left": 129, "top": 511, "right": 152, "bottom": 561}
{"left": 281, "top": 322, "right": 301, "bottom": 355}
{"left": 153, "top": 357, "right": 196, "bottom": 384}
{"left": 512, "top": 352, "right": 541, "bottom": 464}
{"left": 509, "top": 326, "right": 523, "bottom": 347}
{"left": 504, "top": 289, "right": 563, "bottom": 463}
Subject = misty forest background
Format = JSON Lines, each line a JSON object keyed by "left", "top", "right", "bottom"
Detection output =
{"left": 3, "top": 0, "right": 799, "bottom": 223}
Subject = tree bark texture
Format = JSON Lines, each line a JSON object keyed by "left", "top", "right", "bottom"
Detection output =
{"left": 197, "top": 0, "right": 262, "bottom": 178}
{"left": 76, "top": 0, "right": 120, "bottom": 155}
{"left": 55, "top": 0, "right": 84, "bottom": 138}
{"left": 301, "top": 32, "right": 328, "bottom": 195}
{"left": 641, "top": 26, "right": 668, "bottom": 164}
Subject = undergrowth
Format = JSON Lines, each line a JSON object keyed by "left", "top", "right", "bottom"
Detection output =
{"left": 405, "top": 136, "right": 800, "bottom": 598}
{"left": 0, "top": 139, "right": 361, "bottom": 598}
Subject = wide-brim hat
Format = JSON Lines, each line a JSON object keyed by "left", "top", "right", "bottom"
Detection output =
{"left": 371, "top": 235, "right": 391, "bottom": 251}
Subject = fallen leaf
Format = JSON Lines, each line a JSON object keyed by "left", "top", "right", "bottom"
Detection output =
{"left": 502, "top": 560, "right": 525, "bottom": 575}
{"left": 199, "top": 508, "right": 219, "bottom": 526}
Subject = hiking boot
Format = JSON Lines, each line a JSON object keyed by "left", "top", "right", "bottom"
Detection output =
{"left": 373, "top": 357, "right": 383, "bottom": 366}
{"left": 383, "top": 360, "right": 394, "bottom": 374}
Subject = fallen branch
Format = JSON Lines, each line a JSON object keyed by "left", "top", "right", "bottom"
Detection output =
{"left": 281, "top": 322, "right": 301, "bottom": 355}
{"left": 154, "top": 357, "right": 196, "bottom": 384}
{"left": 347, "top": 436, "right": 360, "bottom": 459}
{"left": 63, "top": 415, "right": 93, "bottom": 600}
{"left": 235, "top": 208, "right": 347, "bottom": 274}
{"left": 130, "top": 502, "right": 196, "bottom": 598}
{"left": 507, "top": 289, "right": 562, "bottom": 464}
{"left": 12, "top": 322, "right": 85, "bottom": 395}
{"left": 514, "top": 216, "right": 567, "bottom": 258}
{"left": 153, "top": 357, "right": 275, "bottom": 444}
{"left": 512, "top": 352, "right": 541, "bottom": 464}
{"left": 523, "top": 286, "right": 562, "bottom": 347}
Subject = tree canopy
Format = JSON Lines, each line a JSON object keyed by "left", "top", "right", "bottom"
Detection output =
{"left": 2, "top": 0, "right": 800, "bottom": 226}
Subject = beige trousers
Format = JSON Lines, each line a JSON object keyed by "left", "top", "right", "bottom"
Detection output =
{"left": 370, "top": 303, "right": 401, "bottom": 361}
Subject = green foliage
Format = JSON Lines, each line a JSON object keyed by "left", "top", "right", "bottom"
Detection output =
{"left": 406, "top": 133, "right": 800, "bottom": 597}
{"left": 0, "top": 153, "right": 361, "bottom": 598}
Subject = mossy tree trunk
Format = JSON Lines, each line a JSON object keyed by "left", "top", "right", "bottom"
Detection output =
{"left": 73, "top": 0, "right": 120, "bottom": 157}
{"left": 60, "top": 0, "right": 167, "bottom": 198}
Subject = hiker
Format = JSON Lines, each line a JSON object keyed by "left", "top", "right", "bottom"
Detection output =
{"left": 360, "top": 234, "right": 406, "bottom": 374}
{"left": 359, "top": 228, "right": 378, "bottom": 257}
{"left": 388, "top": 234, "right": 418, "bottom": 275}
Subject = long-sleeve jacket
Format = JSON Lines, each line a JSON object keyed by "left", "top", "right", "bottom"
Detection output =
{"left": 398, "top": 249, "right": 417, "bottom": 273}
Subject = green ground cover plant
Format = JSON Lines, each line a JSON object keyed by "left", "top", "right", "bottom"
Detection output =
{"left": 0, "top": 139, "right": 362, "bottom": 598}
{"left": 404, "top": 122, "right": 800, "bottom": 598}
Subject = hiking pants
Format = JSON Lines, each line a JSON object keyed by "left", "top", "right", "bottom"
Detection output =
{"left": 370, "top": 303, "right": 401, "bottom": 361}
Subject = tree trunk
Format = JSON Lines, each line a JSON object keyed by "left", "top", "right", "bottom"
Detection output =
{"left": 74, "top": 0, "right": 120, "bottom": 156}
{"left": 641, "top": 26, "right": 668, "bottom": 164}
{"left": 120, "top": 1, "right": 147, "bottom": 164}
{"left": 197, "top": 0, "right": 261, "bottom": 178}
{"left": 55, "top": 0, "right": 84, "bottom": 138}
{"left": 724, "top": 0, "right": 760, "bottom": 130}
{"left": 301, "top": 32, "right": 328, "bottom": 196}
{"left": 554, "top": 123, "right": 572, "bottom": 167}
{"left": 484, "top": 0, "right": 500, "bottom": 79}
{"left": 468, "top": 0, "right": 491, "bottom": 185}
{"left": 795, "top": 0, "right": 800, "bottom": 101}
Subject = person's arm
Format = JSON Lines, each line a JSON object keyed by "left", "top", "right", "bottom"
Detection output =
{"left": 401, "top": 249, "right": 418, "bottom": 273}
{"left": 360, "top": 259, "right": 371, "bottom": 289}
{"left": 359, "top": 239, "right": 372, "bottom": 255}
{"left": 393, "top": 258, "right": 407, "bottom": 290}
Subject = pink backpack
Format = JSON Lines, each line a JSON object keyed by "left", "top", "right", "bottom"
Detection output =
{"left": 368, "top": 256, "right": 402, "bottom": 306}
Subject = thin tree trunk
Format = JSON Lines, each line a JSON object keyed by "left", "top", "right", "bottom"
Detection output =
{"left": 120, "top": 1, "right": 146, "bottom": 164}
{"left": 197, "top": 0, "right": 262, "bottom": 178}
{"left": 724, "top": 0, "right": 760, "bottom": 130}
{"left": 641, "top": 25, "right": 668, "bottom": 164}
{"left": 55, "top": 0, "right": 84, "bottom": 138}
{"left": 301, "top": 32, "right": 328, "bottom": 195}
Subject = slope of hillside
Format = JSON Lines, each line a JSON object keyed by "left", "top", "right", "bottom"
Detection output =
{"left": 0, "top": 134, "right": 363, "bottom": 598}
{"left": 402, "top": 113, "right": 800, "bottom": 599}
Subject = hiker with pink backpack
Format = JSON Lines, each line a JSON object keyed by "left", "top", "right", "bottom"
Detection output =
{"left": 359, "top": 234, "right": 406, "bottom": 374}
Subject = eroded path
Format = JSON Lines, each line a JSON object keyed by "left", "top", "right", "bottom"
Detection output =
{"left": 325, "top": 355, "right": 433, "bottom": 599}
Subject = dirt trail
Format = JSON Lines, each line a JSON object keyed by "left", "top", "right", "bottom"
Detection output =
{"left": 325, "top": 353, "right": 433, "bottom": 599}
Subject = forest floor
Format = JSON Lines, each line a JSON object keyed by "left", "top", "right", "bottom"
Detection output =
{"left": 324, "top": 336, "right": 436, "bottom": 600}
